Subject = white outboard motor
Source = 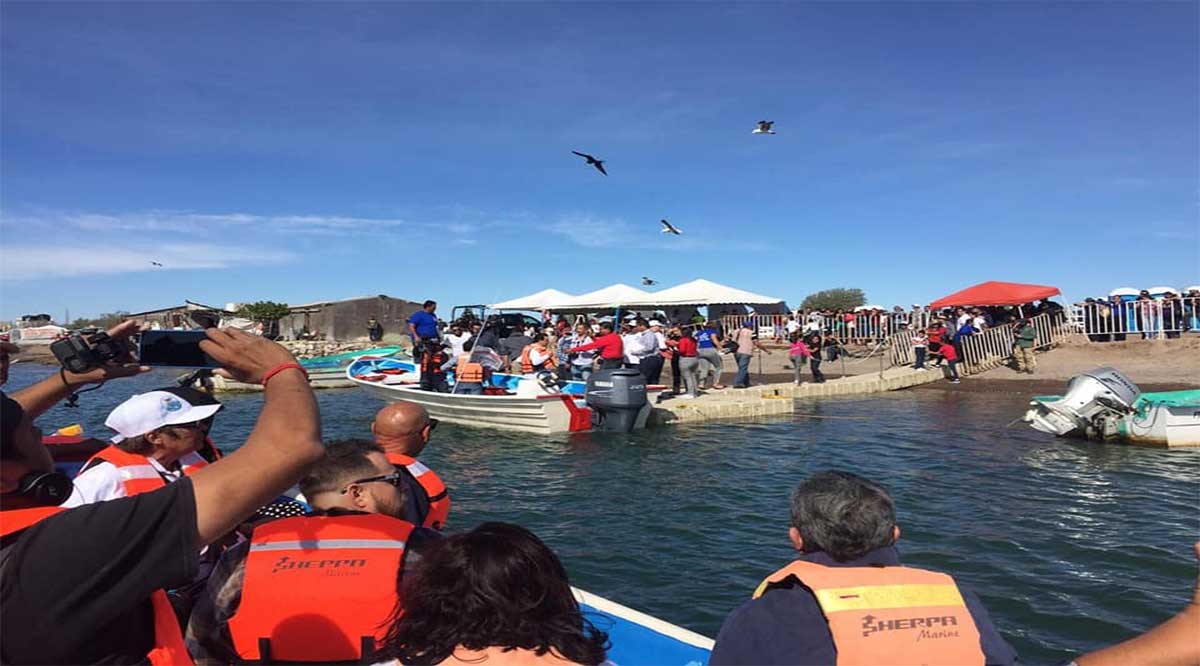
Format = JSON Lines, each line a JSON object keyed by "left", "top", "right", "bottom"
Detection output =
{"left": 1025, "top": 367, "right": 1141, "bottom": 438}
{"left": 585, "top": 368, "right": 650, "bottom": 433}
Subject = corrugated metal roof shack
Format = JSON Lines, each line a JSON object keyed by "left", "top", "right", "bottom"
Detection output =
{"left": 279, "top": 295, "right": 423, "bottom": 342}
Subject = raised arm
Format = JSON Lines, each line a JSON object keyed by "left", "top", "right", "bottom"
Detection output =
{"left": 188, "top": 328, "right": 324, "bottom": 546}
{"left": 11, "top": 320, "right": 147, "bottom": 419}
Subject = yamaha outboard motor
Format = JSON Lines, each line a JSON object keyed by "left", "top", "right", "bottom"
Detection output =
{"left": 585, "top": 368, "right": 650, "bottom": 432}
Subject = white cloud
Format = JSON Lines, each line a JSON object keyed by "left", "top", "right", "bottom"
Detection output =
{"left": 0, "top": 243, "right": 297, "bottom": 279}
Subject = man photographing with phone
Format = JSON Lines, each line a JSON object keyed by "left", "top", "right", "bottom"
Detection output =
{"left": 1, "top": 321, "right": 325, "bottom": 665}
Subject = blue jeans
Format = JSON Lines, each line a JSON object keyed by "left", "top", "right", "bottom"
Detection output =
{"left": 733, "top": 353, "right": 752, "bottom": 387}
{"left": 571, "top": 364, "right": 592, "bottom": 381}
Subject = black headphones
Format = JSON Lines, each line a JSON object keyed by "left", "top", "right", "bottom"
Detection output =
{"left": 14, "top": 471, "right": 73, "bottom": 506}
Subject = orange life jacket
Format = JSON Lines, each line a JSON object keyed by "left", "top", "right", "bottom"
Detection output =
{"left": 420, "top": 350, "right": 450, "bottom": 376}
{"left": 81, "top": 445, "right": 209, "bottom": 497}
{"left": 385, "top": 452, "right": 450, "bottom": 530}
{"left": 0, "top": 506, "right": 193, "bottom": 666}
{"left": 754, "top": 560, "right": 984, "bottom": 666}
{"left": 455, "top": 355, "right": 485, "bottom": 384}
{"left": 228, "top": 513, "right": 414, "bottom": 663}
{"left": 520, "top": 345, "right": 557, "bottom": 374}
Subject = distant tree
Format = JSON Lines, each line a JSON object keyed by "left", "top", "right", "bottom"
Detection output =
{"left": 68, "top": 311, "right": 130, "bottom": 330}
{"left": 237, "top": 301, "right": 291, "bottom": 323}
{"left": 801, "top": 288, "right": 866, "bottom": 311}
{"left": 237, "top": 301, "right": 290, "bottom": 338}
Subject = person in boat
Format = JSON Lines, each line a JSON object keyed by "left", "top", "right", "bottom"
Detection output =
{"left": 625, "top": 319, "right": 663, "bottom": 384}
{"left": 443, "top": 321, "right": 471, "bottom": 358}
{"left": 1, "top": 323, "right": 324, "bottom": 665}
{"left": 374, "top": 522, "right": 608, "bottom": 666}
{"left": 408, "top": 300, "right": 440, "bottom": 357}
{"left": 566, "top": 320, "right": 624, "bottom": 370}
{"left": 710, "top": 471, "right": 1016, "bottom": 666}
{"left": 565, "top": 323, "right": 596, "bottom": 381}
{"left": 419, "top": 340, "right": 454, "bottom": 393}
{"left": 520, "top": 333, "right": 558, "bottom": 374}
{"left": 63, "top": 386, "right": 224, "bottom": 507}
{"left": 0, "top": 340, "right": 17, "bottom": 386}
{"left": 186, "top": 439, "right": 441, "bottom": 664}
{"left": 372, "top": 402, "right": 451, "bottom": 530}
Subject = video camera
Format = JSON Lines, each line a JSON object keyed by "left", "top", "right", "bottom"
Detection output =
{"left": 50, "top": 332, "right": 129, "bottom": 374}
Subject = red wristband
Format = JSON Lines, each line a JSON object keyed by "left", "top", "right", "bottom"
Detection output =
{"left": 262, "top": 363, "right": 307, "bottom": 386}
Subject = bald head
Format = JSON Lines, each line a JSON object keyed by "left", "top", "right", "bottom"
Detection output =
{"left": 371, "top": 402, "right": 432, "bottom": 456}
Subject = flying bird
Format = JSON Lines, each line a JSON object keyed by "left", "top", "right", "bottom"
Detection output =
{"left": 571, "top": 150, "right": 608, "bottom": 176}
{"left": 660, "top": 219, "right": 682, "bottom": 235}
{"left": 641, "top": 277, "right": 658, "bottom": 286}
{"left": 752, "top": 120, "right": 776, "bottom": 135}
{"left": 150, "top": 261, "right": 164, "bottom": 267}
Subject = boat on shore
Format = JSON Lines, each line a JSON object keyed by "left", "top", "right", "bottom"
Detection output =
{"left": 1023, "top": 367, "right": 1200, "bottom": 448}
{"left": 212, "top": 346, "right": 404, "bottom": 392}
{"left": 347, "top": 357, "right": 662, "bottom": 435}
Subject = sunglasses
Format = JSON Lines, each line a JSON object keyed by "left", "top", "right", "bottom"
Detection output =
{"left": 341, "top": 470, "right": 404, "bottom": 494}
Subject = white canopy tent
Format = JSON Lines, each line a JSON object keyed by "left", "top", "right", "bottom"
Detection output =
{"left": 489, "top": 288, "right": 575, "bottom": 311}
{"left": 622, "top": 279, "right": 783, "bottom": 308}
{"left": 549, "top": 283, "right": 654, "bottom": 311}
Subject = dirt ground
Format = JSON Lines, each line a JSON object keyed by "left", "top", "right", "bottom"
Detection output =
{"left": 662, "top": 337, "right": 1200, "bottom": 395}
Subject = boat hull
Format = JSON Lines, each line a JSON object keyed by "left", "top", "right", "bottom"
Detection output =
{"left": 1025, "top": 389, "right": 1200, "bottom": 448}
{"left": 347, "top": 358, "right": 657, "bottom": 434}
{"left": 574, "top": 587, "right": 712, "bottom": 666}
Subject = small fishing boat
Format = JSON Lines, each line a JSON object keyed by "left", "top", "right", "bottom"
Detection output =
{"left": 212, "top": 346, "right": 404, "bottom": 392}
{"left": 347, "top": 357, "right": 662, "bottom": 435}
{"left": 1023, "top": 367, "right": 1200, "bottom": 448}
{"left": 574, "top": 587, "right": 712, "bottom": 665}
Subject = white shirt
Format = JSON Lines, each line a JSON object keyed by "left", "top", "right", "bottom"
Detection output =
{"left": 528, "top": 347, "right": 550, "bottom": 367}
{"left": 972, "top": 315, "right": 986, "bottom": 330}
{"left": 786, "top": 319, "right": 801, "bottom": 334}
{"left": 622, "top": 333, "right": 640, "bottom": 364}
{"left": 956, "top": 313, "right": 972, "bottom": 329}
{"left": 653, "top": 330, "right": 667, "bottom": 352}
{"left": 63, "top": 455, "right": 185, "bottom": 508}
{"left": 444, "top": 332, "right": 471, "bottom": 357}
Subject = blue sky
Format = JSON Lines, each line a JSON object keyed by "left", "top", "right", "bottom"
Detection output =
{"left": 1, "top": 2, "right": 1197, "bottom": 320}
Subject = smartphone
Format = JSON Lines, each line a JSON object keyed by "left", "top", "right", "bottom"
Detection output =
{"left": 137, "top": 330, "right": 221, "bottom": 368}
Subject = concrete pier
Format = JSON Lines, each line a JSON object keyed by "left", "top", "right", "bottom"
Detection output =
{"left": 649, "top": 366, "right": 945, "bottom": 426}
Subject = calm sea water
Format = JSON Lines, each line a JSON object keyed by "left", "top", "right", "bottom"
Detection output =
{"left": 10, "top": 363, "right": 1199, "bottom": 664}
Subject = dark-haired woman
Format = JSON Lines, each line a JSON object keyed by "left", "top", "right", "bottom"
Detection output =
{"left": 375, "top": 522, "right": 609, "bottom": 666}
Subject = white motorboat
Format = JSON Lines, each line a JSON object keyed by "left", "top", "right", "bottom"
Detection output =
{"left": 1023, "top": 367, "right": 1200, "bottom": 448}
{"left": 347, "top": 357, "right": 662, "bottom": 435}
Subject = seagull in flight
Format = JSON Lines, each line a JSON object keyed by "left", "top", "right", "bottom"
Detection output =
{"left": 571, "top": 150, "right": 608, "bottom": 176}
{"left": 752, "top": 120, "right": 776, "bottom": 135}
{"left": 150, "top": 261, "right": 164, "bottom": 267}
{"left": 641, "top": 277, "right": 658, "bottom": 286}
{"left": 660, "top": 219, "right": 682, "bottom": 235}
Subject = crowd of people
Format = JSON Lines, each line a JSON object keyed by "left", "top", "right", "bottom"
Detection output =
{"left": 396, "top": 298, "right": 1071, "bottom": 394}
{"left": 1077, "top": 288, "right": 1200, "bottom": 342}
{"left": 0, "top": 322, "right": 1197, "bottom": 665}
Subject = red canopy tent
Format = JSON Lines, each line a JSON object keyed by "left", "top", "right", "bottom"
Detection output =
{"left": 929, "top": 281, "right": 1060, "bottom": 309}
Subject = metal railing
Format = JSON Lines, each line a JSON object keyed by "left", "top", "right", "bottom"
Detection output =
{"left": 1070, "top": 297, "right": 1200, "bottom": 341}
{"left": 886, "top": 312, "right": 1070, "bottom": 375}
{"left": 722, "top": 311, "right": 940, "bottom": 344}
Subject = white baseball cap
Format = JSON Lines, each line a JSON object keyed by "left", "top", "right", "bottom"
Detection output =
{"left": 105, "top": 389, "right": 223, "bottom": 443}
{"left": 648, "top": 320, "right": 663, "bottom": 327}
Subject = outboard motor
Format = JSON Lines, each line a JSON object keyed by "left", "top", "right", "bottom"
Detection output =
{"left": 585, "top": 368, "right": 650, "bottom": 433}
{"left": 1025, "top": 367, "right": 1141, "bottom": 437}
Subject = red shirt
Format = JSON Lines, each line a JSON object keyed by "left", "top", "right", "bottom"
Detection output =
{"left": 677, "top": 336, "right": 698, "bottom": 357}
{"left": 568, "top": 332, "right": 624, "bottom": 359}
{"left": 939, "top": 343, "right": 958, "bottom": 361}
